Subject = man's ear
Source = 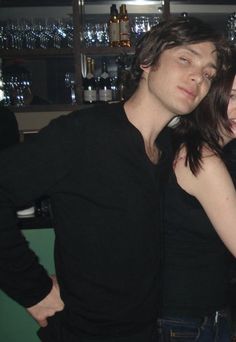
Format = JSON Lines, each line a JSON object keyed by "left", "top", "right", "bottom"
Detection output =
{"left": 140, "top": 64, "right": 151, "bottom": 74}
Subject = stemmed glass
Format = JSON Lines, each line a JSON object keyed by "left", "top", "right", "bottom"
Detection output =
{"left": 65, "top": 72, "right": 76, "bottom": 104}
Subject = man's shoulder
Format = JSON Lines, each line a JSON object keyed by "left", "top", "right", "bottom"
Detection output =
{"left": 41, "top": 102, "right": 125, "bottom": 142}
{"left": 67, "top": 102, "right": 125, "bottom": 128}
{"left": 75, "top": 102, "right": 123, "bottom": 119}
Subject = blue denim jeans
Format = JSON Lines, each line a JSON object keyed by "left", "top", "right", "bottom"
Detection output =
{"left": 157, "top": 310, "right": 231, "bottom": 341}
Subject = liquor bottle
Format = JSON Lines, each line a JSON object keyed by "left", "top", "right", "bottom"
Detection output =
{"left": 83, "top": 57, "right": 97, "bottom": 104}
{"left": 117, "top": 63, "right": 127, "bottom": 101}
{"left": 98, "top": 58, "right": 112, "bottom": 103}
{"left": 119, "top": 4, "right": 131, "bottom": 47}
{"left": 0, "top": 58, "right": 5, "bottom": 104}
{"left": 109, "top": 4, "right": 120, "bottom": 47}
{"left": 116, "top": 54, "right": 132, "bottom": 101}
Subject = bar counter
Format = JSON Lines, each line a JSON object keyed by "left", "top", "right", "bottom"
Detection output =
{"left": 18, "top": 215, "right": 52, "bottom": 230}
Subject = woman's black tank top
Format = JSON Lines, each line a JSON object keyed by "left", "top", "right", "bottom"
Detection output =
{"left": 161, "top": 170, "right": 231, "bottom": 318}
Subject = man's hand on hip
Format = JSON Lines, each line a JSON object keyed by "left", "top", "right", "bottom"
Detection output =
{"left": 26, "top": 275, "right": 64, "bottom": 327}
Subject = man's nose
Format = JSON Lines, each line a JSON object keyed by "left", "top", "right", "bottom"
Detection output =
{"left": 190, "top": 69, "right": 203, "bottom": 85}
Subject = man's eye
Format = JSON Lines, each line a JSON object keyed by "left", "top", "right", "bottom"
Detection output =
{"left": 203, "top": 72, "right": 215, "bottom": 81}
{"left": 179, "top": 57, "right": 190, "bottom": 64}
{"left": 230, "top": 94, "right": 236, "bottom": 100}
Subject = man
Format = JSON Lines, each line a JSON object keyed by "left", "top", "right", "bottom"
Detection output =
{"left": 0, "top": 17, "right": 231, "bottom": 341}
{"left": 0, "top": 106, "right": 19, "bottom": 150}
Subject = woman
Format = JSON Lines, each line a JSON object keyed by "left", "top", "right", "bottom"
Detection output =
{"left": 158, "top": 51, "right": 236, "bottom": 341}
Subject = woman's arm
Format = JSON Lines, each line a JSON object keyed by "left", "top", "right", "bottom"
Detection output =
{"left": 175, "top": 150, "right": 236, "bottom": 257}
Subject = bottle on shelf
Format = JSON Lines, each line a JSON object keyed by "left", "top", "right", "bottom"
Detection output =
{"left": 98, "top": 57, "right": 112, "bottom": 103}
{"left": 227, "top": 13, "right": 236, "bottom": 43}
{"left": 116, "top": 53, "right": 132, "bottom": 101}
{"left": 108, "top": 4, "right": 120, "bottom": 47}
{"left": 0, "top": 58, "right": 5, "bottom": 104}
{"left": 119, "top": 4, "right": 131, "bottom": 48}
{"left": 91, "top": 58, "right": 95, "bottom": 77}
{"left": 83, "top": 57, "right": 97, "bottom": 104}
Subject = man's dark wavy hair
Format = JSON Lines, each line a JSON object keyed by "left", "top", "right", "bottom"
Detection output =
{"left": 130, "top": 16, "right": 232, "bottom": 175}
{"left": 172, "top": 47, "right": 236, "bottom": 175}
{"left": 131, "top": 16, "right": 231, "bottom": 89}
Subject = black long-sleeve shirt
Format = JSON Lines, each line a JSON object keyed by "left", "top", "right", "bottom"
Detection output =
{"left": 0, "top": 103, "right": 170, "bottom": 338}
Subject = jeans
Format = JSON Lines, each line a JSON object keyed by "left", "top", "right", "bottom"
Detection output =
{"left": 157, "top": 310, "right": 231, "bottom": 342}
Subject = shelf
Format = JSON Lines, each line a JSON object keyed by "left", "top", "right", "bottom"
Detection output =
{"left": 170, "top": 3, "right": 236, "bottom": 13}
{"left": 80, "top": 46, "right": 135, "bottom": 56}
{"left": 84, "top": 2, "right": 164, "bottom": 15}
{"left": 0, "top": 0, "right": 72, "bottom": 6}
{"left": 170, "top": 0, "right": 235, "bottom": 4}
{"left": 0, "top": 48, "right": 74, "bottom": 59}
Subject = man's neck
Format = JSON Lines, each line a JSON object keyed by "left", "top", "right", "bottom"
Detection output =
{"left": 124, "top": 92, "right": 174, "bottom": 147}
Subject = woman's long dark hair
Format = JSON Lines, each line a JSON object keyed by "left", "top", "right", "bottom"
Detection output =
{"left": 172, "top": 47, "right": 236, "bottom": 175}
